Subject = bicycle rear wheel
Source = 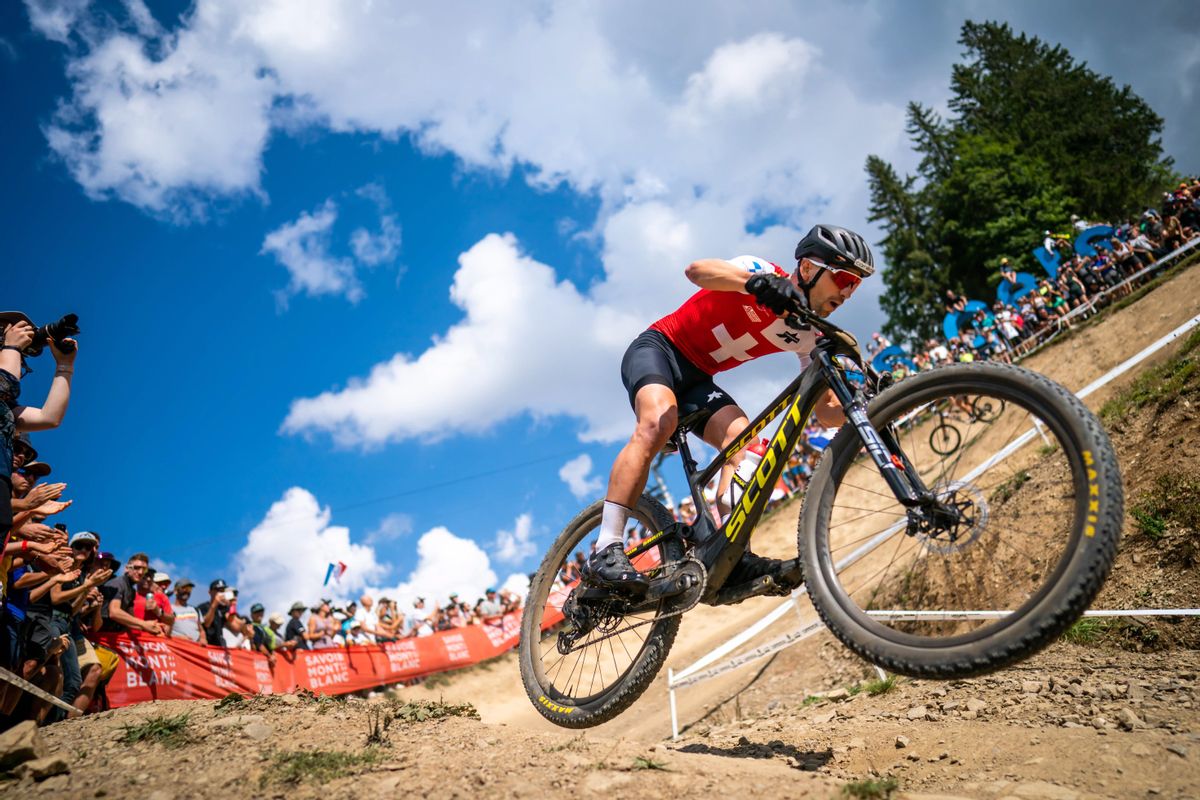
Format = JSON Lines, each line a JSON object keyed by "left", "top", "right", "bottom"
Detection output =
{"left": 519, "top": 495, "right": 683, "bottom": 728}
{"left": 799, "top": 362, "right": 1122, "bottom": 678}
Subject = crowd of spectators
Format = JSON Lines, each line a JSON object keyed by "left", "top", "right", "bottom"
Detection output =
{"left": 869, "top": 178, "right": 1200, "bottom": 375}
{"left": 0, "top": 316, "right": 522, "bottom": 729}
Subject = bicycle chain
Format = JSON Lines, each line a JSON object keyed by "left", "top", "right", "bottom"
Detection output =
{"left": 561, "top": 556, "right": 707, "bottom": 654}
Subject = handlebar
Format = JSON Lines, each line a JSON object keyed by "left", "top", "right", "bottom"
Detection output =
{"left": 783, "top": 305, "right": 887, "bottom": 394}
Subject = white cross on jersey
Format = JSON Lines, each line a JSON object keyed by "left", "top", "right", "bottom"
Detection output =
{"left": 707, "top": 324, "right": 757, "bottom": 364}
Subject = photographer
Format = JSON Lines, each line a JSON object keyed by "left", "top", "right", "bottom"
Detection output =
{"left": 0, "top": 313, "right": 77, "bottom": 535}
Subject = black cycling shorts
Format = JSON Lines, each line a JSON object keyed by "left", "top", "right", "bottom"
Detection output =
{"left": 620, "top": 330, "right": 738, "bottom": 420}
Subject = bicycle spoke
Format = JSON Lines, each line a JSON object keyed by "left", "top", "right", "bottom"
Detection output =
{"left": 830, "top": 503, "right": 908, "bottom": 517}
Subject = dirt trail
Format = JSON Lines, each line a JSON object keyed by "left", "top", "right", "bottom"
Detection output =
{"left": 10, "top": 261, "right": 1200, "bottom": 799}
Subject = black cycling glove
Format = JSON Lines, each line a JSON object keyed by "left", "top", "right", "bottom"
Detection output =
{"left": 745, "top": 273, "right": 802, "bottom": 316}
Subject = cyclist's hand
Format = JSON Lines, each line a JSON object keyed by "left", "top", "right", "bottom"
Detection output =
{"left": 745, "top": 274, "right": 802, "bottom": 316}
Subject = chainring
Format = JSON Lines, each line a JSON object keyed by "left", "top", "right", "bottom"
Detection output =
{"left": 557, "top": 556, "right": 707, "bottom": 655}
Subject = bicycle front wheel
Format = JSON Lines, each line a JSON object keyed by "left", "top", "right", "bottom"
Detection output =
{"left": 799, "top": 362, "right": 1122, "bottom": 678}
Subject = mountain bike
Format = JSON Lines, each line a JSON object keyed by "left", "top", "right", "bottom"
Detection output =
{"left": 519, "top": 307, "right": 1122, "bottom": 728}
{"left": 927, "top": 396, "right": 1007, "bottom": 455}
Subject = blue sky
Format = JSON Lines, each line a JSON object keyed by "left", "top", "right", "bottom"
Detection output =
{"left": 6, "top": 0, "right": 1198, "bottom": 614}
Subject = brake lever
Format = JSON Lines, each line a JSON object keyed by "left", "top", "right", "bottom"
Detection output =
{"left": 783, "top": 309, "right": 818, "bottom": 332}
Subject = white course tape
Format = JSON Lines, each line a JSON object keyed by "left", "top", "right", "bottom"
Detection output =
{"left": 0, "top": 665, "right": 81, "bottom": 716}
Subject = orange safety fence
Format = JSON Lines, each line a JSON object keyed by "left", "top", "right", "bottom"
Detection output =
{"left": 88, "top": 546, "right": 668, "bottom": 707}
{"left": 91, "top": 610, "right": 528, "bottom": 707}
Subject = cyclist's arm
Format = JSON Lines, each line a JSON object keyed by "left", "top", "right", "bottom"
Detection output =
{"left": 684, "top": 259, "right": 757, "bottom": 293}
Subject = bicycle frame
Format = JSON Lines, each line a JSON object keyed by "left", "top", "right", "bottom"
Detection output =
{"left": 634, "top": 321, "right": 933, "bottom": 601}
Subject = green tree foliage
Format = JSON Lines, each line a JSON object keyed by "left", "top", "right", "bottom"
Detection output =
{"left": 866, "top": 21, "right": 1173, "bottom": 343}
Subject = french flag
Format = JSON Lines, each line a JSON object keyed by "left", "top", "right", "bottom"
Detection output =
{"left": 323, "top": 561, "right": 348, "bottom": 586}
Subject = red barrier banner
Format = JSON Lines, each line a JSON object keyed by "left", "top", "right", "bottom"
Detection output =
{"left": 91, "top": 611, "right": 524, "bottom": 708}
{"left": 92, "top": 548, "right": 663, "bottom": 708}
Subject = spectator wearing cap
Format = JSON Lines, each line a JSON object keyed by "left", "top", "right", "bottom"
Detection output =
{"left": 196, "top": 579, "right": 234, "bottom": 646}
{"left": 998, "top": 258, "right": 1020, "bottom": 294}
{"left": 169, "top": 579, "right": 204, "bottom": 644}
{"left": 284, "top": 602, "right": 309, "bottom": 650}
{"left": 101, "top": 552, "right": 163, "bottom": 635}
{"left": 9, "top": 437, "right": 69, "bottom": 526}
{"left": 43, "top": 532, "right": 111, "bottom": 717}
{"left": 267, "top": 611, "right": 296, "bottom": 653}
{"left": 150, "top": 571, "right": 176, "bottom": 634}
{"left": 346, "top": 619, "right": 371, "bottom": 645}
{"left": 478, "top": 588, "right": 503, "bottom": 619}
{"left": 247, "top": 603, "right": 274, "bottom": 665}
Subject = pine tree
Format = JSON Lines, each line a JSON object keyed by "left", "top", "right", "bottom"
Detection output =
{"left": 864, "top": 20, "right": 1174, "bottom": 342}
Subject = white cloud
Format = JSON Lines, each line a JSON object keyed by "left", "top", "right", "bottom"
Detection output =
{"left": 24, "top": 0, "right": 89, "bottom": 45}
{"left": 493, "top": 513, "right": 536, "bottom": 565}
{"left": 350, "top": 182, "right": 402, "bottom": 267}
{"left": 380, "top": 526, "right": 497, "bottom": 608}
{"left": 260, "top": 200, "right": 360, "bottom": 304}
{"left": 559, "top": 454, "right": 603, "bottom": 501}
{"left": 233, "top": 487, "right": 532, "bottom": 614}
{"left": 350, "top": 215, "right": 400, "bottom": 267}
{"left": 261, "top": 187, "right": 403, "bottom": 304}
{"left": 282, "top": 232, "right": 642, "bottom": 444}
{"left": 233, "top": 487, "right": 388, "bottom": 616}
{"left": 40, "top": 2, "right": 275, "bottom": 216}
{"left": 500, "top": 571, "right": 531, "bottom": 599}
{"left": 678, "top": 32, "right": 814, "bottom": 115}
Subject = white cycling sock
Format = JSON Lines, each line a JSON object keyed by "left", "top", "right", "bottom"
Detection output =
{"left": 596, "top": 501, "right": 631, "bottom": 551}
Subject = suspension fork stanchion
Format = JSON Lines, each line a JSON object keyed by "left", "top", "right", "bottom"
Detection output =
{"left": 816, "top": 349, "right": 922, "bottom": 506}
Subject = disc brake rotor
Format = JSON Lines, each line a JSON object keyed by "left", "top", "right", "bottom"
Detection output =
{"left": 916, "top": 479, "right": 989, "bottom": 554}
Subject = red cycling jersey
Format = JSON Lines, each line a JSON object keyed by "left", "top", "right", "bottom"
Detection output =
{"left": 650, "top": 255, "right": 819, "bottom": 375}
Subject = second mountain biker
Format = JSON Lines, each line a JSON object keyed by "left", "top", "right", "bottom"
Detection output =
{"left": 587, "top": 224, "right": 876, "bottom": 594}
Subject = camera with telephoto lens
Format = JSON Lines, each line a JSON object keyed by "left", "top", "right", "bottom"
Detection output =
{"left": 27, "top": 314, "right": 80, "bottom": 356}
{"left": 0, "top": 312, "right": 80, "bottom": 357}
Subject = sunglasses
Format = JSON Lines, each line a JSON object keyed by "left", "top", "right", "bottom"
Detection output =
{"left": 71, "top": 541, "right": 96, "bottom": 551}
{"left": 808, "top": 258, "right": 862, "bottom": 291}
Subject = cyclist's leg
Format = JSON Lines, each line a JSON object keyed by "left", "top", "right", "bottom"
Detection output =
{"left": 598, "top": 331, "right": 685, "bottom": 553}
{"left": 601, "top": 383, "right": 678, "bottom": 533}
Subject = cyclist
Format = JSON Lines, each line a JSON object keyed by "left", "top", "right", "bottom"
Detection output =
{"left": 587, "top": 224, "right": 874, "bottom": 593}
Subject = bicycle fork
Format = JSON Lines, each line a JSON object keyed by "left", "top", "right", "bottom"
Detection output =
{"left": 816, "top": 351, "right": 937, "bottom": 513}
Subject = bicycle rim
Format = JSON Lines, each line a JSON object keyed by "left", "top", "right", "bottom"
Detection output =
{"left": 815, "top": 372, "right": 1091, "bottom": 647}
{"left": 525, "top": 504, "right": 678, "bottom": 708}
